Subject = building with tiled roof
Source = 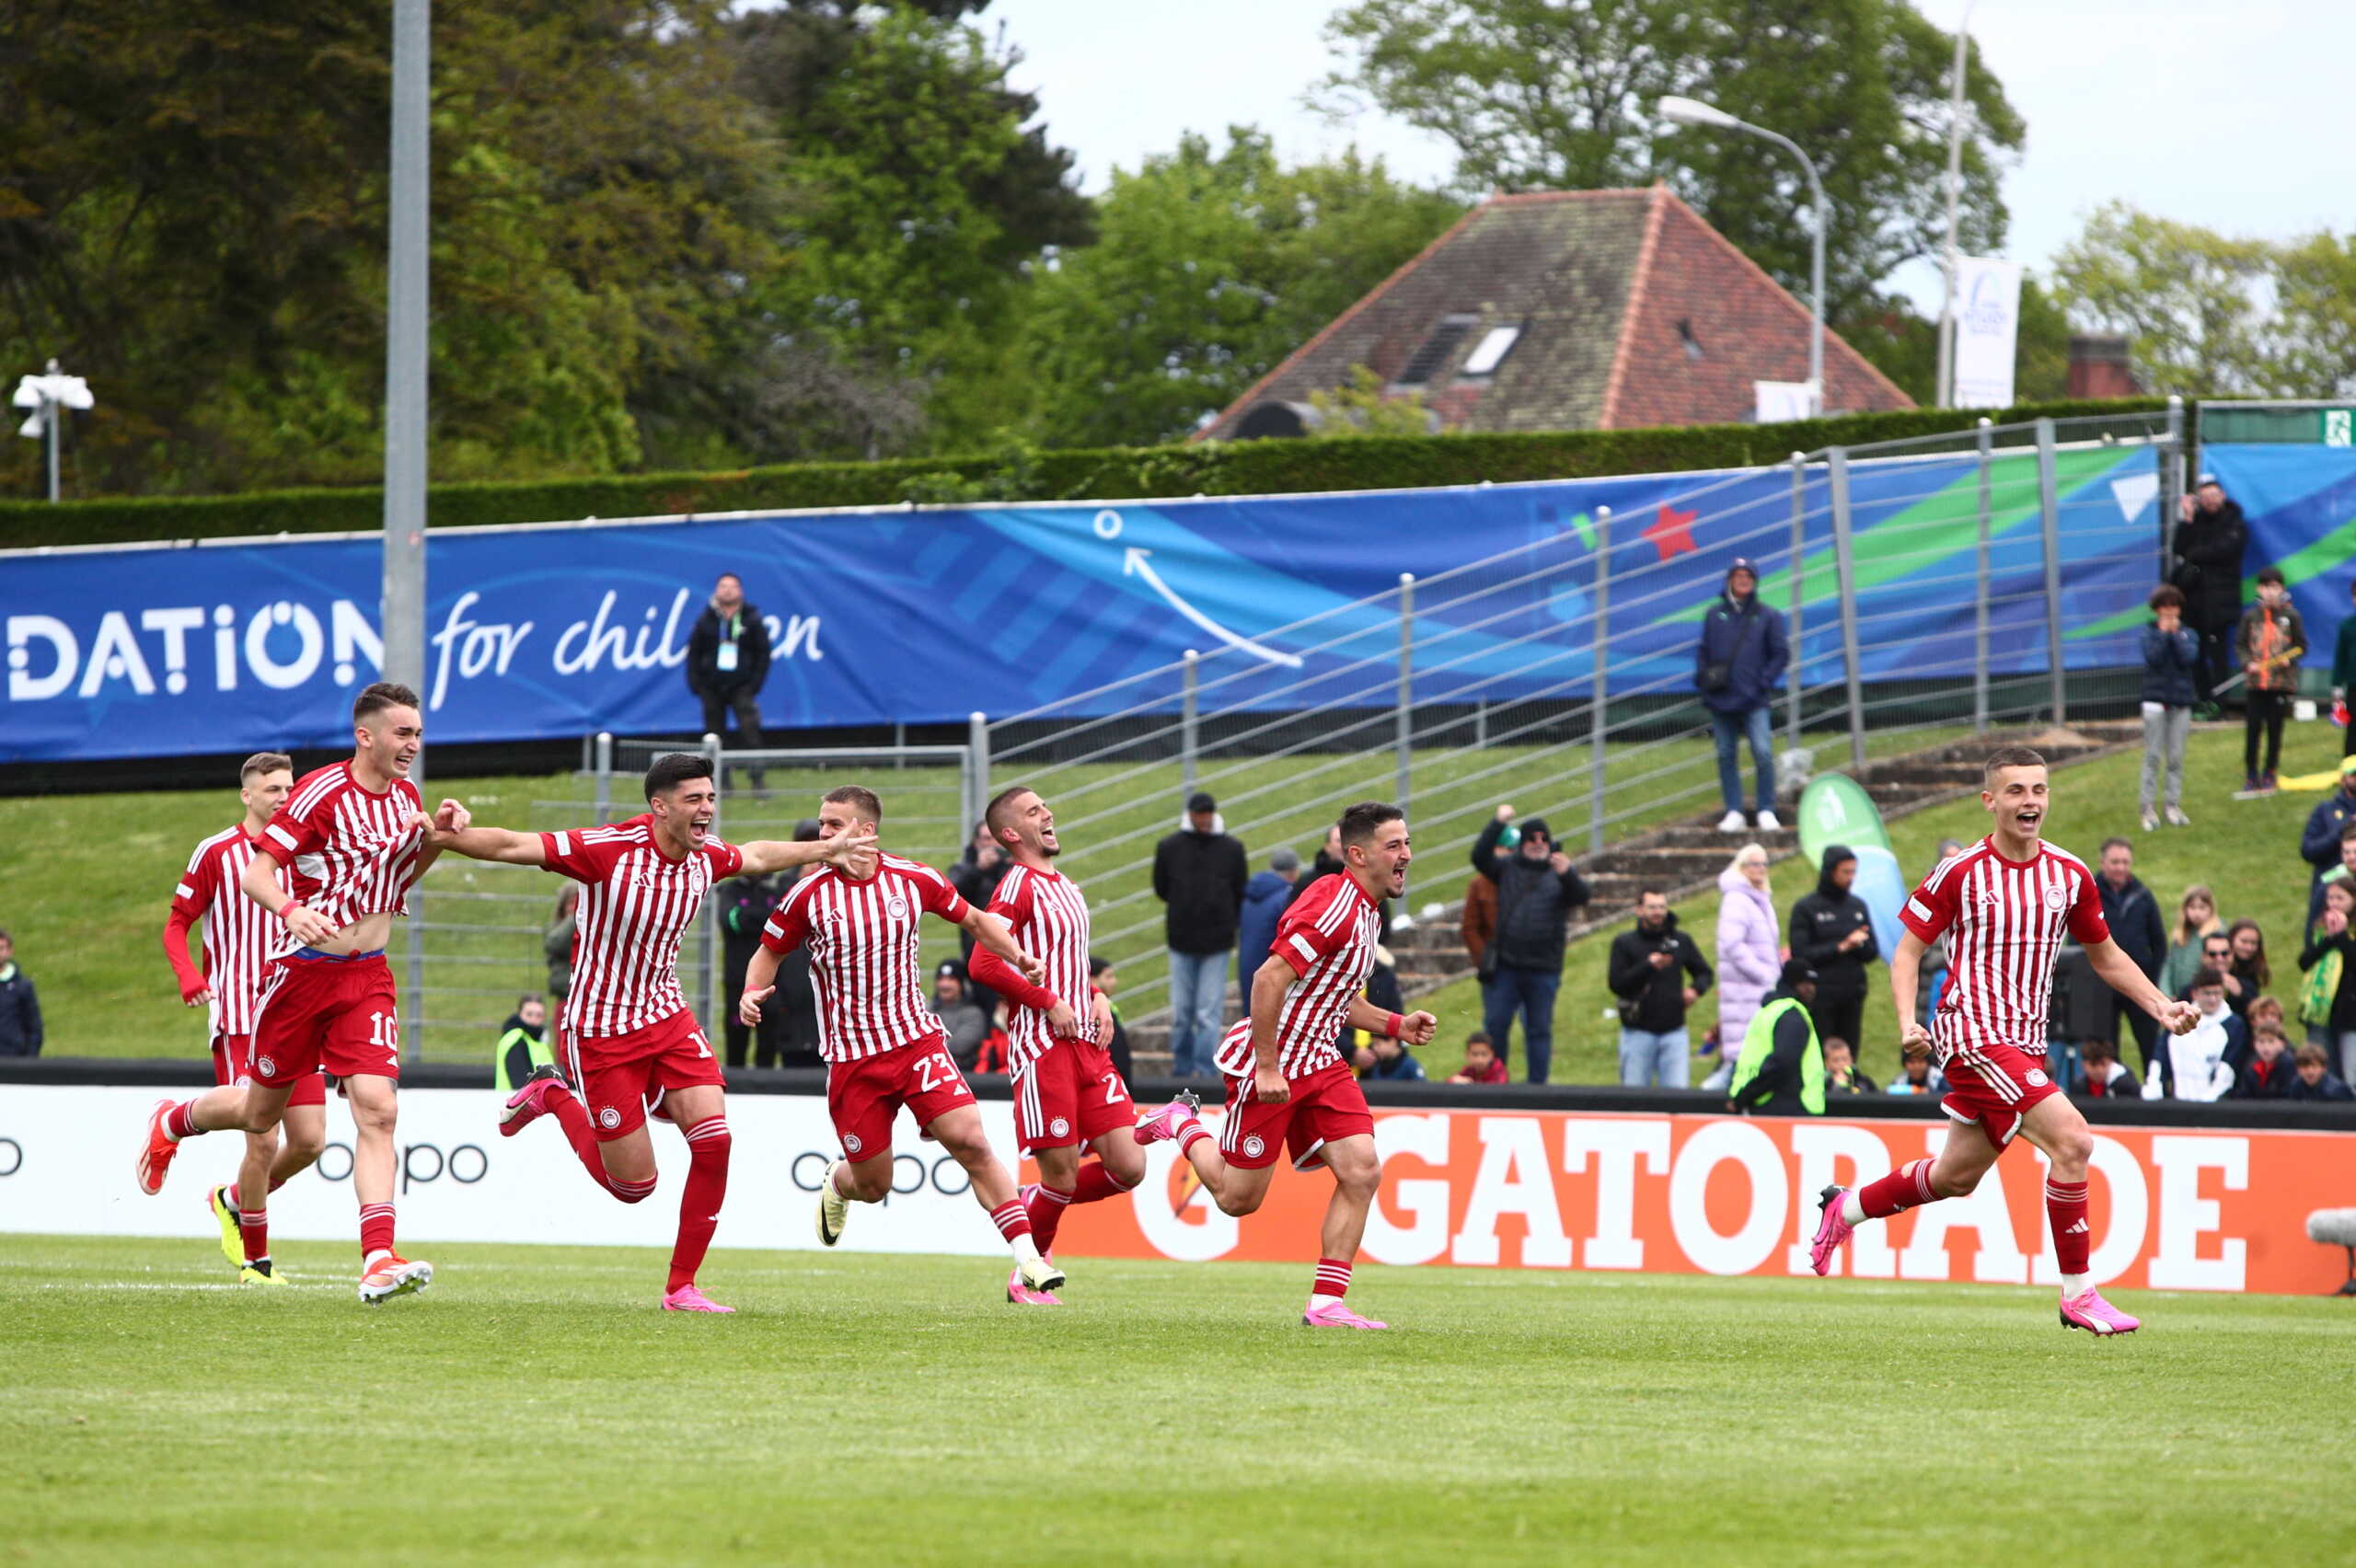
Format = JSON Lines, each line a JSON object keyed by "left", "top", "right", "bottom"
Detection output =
{"left": 1201, "top": 185, "right": 1911, "bottom": 440}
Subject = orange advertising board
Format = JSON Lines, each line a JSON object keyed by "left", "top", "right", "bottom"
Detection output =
{"left": 1048, "top": 1109, "right": 2356, "bottom": 1296}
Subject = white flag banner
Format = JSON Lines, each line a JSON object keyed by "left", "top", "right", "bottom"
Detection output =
{"left": 1753, "top": 380, "right": 1814, "bottom": 423}
{"left": 1952, "top": 256, "right": 2022, "bottom": 409}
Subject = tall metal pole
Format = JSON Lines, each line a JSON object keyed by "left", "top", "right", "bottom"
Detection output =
{"left": 2161, "top": 394, "right": 2187, "bottom": 571}
{"left": 2035, "top": 418, "right": 2068, "bottom": 724}
{"left": 1588, "top": 507, "right": 1611, "bottom": 854}
{"left": 1973, "top": 419, "right": 1992, "bottom": 732}
{"left": 1828, "top": 450, "right": 1866, "bottom": 772}
{"left": 44, "top": 385, "right": 59, "bottom": 504}
{"left": 1179, "top": 650, "right": 1200, "bottom": 800}
{"left": 967, "top": 711, "right": 990, "bottom": 837}
{"left": 1395, "top": 574, "right": 1415, "bottom": 815}
{"left": 1786, "top": 452, "right": 1807, "bottom": 750}
{"left": 1934, "top": 3, "right": 1975, "bottom": 408}
{"left": 386, "top": 0, "right": 431, "bottom": 1055}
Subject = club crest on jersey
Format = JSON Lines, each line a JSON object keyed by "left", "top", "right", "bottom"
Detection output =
{"left": 1049, "top": 1116, "right": 1070, "bottom": 1137}
{"left": 885, "top": 895, "right": 908, "bottom": 920}
{"left": 1242, "top": 1135, "right": 1266, "bottom": 1159}
{"left": 843, "top": 1132, "right": 864, "bottom": 1154}
{"left": 596, "top": 1105, "right": 621, "bottom": 1130}
{"left": 256, "top": 1055, "right": 276, "bottom": 1078}
{"left": 2026, "top": 1068, "right": 2050, "bottom": 1088}
{"left": 2044, "top": 884, "right": 2067, "bottom": 912}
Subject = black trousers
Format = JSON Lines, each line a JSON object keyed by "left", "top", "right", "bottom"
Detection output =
{"left": 699, "top": 689, "right": 766, "bottom": 784}
{"left": 722, "top": 942, "right": 780, "bottom": 1068}
{"left": 2245, "top": 691, "right": 2288, "bottom": 778}
{"left": 1807, "top": 989, "right": 1865, "bottom": 1056}
{"left": 2191, "top": 620, "right": 2234, "bottom": 704}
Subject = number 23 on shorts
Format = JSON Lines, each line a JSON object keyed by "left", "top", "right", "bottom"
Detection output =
{"left": 916, "top": 1051, "right": 966, "bottom": 1097}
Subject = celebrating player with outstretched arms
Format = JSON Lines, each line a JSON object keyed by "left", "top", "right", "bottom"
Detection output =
{"left": 425, "top": 752, "right": 875, "bottom": 1311}
{"left": 1807, "top": 746, "right": 2198, "bottom": 1334}
{"left": 1135, "top": 801, "right": 1436, "bottom": 1330}
{"left": 737, "top": 785, "right": 1059, "bottom": 1299}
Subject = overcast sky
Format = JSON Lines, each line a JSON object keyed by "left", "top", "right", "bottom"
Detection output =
{"left": 985, "top": 0, "right": 2354, "bottom": 314}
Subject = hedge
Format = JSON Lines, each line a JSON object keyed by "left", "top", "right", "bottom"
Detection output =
{"left": 0, "top": 396, "right": 2175, "bottom": 552}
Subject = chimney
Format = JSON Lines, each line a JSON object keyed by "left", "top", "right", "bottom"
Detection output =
{"left": 2067, "top": 335, "right": 2138, "bottom": 398}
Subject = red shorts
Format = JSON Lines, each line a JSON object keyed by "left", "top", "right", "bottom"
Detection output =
{"left": 1938, "top": 1041, "right": 2063, "bottom": 1147}
{"left": 249, "top": 951, "right": 400, "bottom": 1086}
{"left": 212, "top": 1032, "right": 325, "bottom": 1108}
{"left": 1219, "top": 1059, "right": 1373, "bottom": 1171}
{"left": 1013, "top": 1037, "right": 1135, "bottom": 1154}
{"left": 826, "top": 1039, "right": 974, "bottom": 1162}
{"left": 563, "top": 1010, "right": 725, "bottom": 1142}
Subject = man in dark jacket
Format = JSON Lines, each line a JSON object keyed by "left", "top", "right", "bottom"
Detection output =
{"left": 1606, "top": 888, "right": 1714, "bottom": 1087}
{"left": 1695, "top": 557, "right": 1790, "bottom": 834}
{"left": 0, "top": 931, "right": 40, "bottom": 1057}
{"left": 2301, "top": 759, "right": 2356, "bottom": 922}
{"left": 1789, "top": 846, "right": 1877, "bottom": 1057}
{"left": 1152, "top": 791, "right": 1248, "bottom": 1078}
{"left": 719, "top": 867, "right": 790, "bottom": 1068}
{"left": 1729, "top": 960, "right": 1821, "bottom": 1115}
{"left": 2096, "top": 837, "right": 2165, "bottom": 1076}
{"left": 1237, "top": 847, "right": 1300, "bottom": 993}
{"left": 2170, "top": 476, "right": 2246, "bottom": 706}
{"left": 1471, "top": 804, "right": 1590, "bottom": 1083}
{"left": 685, "top": 572, "right": 771, "bottom": 781}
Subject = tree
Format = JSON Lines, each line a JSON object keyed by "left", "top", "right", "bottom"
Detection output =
{"left": 1014, "top": 129, "right": 1464, "bottom": 450}
{"left": 2272, "top": 230, "right": 2356, "bottom": 398}
{"left": 2050, "top": 202, "right": 2289, "bottom": 395}
{"left": 1305, "top": 365, "right": 1437, "bottom": 438}
{"left": 1318, "top": 0, "right": 2024, "bottom": 325}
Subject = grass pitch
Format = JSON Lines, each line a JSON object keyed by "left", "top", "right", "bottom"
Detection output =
{"left": 3, "top": 1235, "right": 2348, "bottom": 1566}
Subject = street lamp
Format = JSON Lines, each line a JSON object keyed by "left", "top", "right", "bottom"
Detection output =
{"left": 12, "top": 358, "right": 95, "bottom": 503}
{"left": 1657, "top": 96, "right": 1827, "bottom": 418}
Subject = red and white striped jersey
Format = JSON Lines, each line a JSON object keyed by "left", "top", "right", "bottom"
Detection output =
{"left": 759, "top": 854, "right": 971, "bottom": 1063}
{"left": 1214, "top": 871, "right": 1380, "bottom": 1080}
{"left": 170, "top": 824, "right": 290, "bottom": 1036}
{"left": 1901, "top": 836, "right": 2108, "bottom": 1062}
{"left": 260, "top": 762, "right": 426, "bottom": 957}
{"left": 541, "top": 816, "right": 743, "bottom": 1039}
{"left": 988, "top": 864, "right": 1093, "bottom": 1069}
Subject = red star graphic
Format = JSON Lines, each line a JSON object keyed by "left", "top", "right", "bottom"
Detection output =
{"left": 1643, "top": 502, "right": 1699, "bottom": 561}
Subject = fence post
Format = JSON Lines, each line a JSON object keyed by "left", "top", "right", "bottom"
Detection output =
{"left": 1395, "top": 574, "right": 1415, "bottom": 815}
{"left": 967, "top": 711, "right": 990, "bottom": 837}
{"left": 1828, "top": 450, "right": 1866, "bottom": 773}
{"left": 1589, "top": 506, "right": 1611, "bottom": 854}
{"left": 593, "top": 731, "right": 612, "bottom": 824}
{"left": 1974, "top": 420, "right": 1992, "bottom": 734}
{"left": 2161, "top": 394, "right": 2186, "bottom": 571}
{"left": 699, "top": 732, "right": 722, "bottom": 1033}
{"left": 895, "top": 720, "right": 906, "bottom": 770}
{"left": 1475, "top": 697, "right": 1487, "bottom": 751}
{"left": 1179, "top": 651, "right": 1199, "bottom": 800}
{"left": 2035, "top": 417, "right": 2067, "bottom": 724}
{"left": 1786, "top": 452, "right": 1806, "bottom": 751}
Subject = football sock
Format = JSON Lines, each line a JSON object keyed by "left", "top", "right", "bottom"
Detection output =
{"left": 1176, "top": 1121, "right": 1212, "bottom": 1159}
{"left": 165, "top": 1100, "right": 204, "bottom": 1141}
{"left": 1308, "top": 1257, "right": 1353, "bottom": 1310}
{"left": 989, "top": 1200, "right": 1042, "bottom": 1265}
{"left": 668, "top": 1117, "right": 732, "bottom": 1294}
{"left": 1072, "top": 1159, "right": 1137, "bottom": 1203}
{"left": 238, "top": 1207, "right": 269, "bottom": 1266}
{"left": 549, "top": 1090, "right": 655, "bottom": 1203}
{"left": 1854, "top": 1158, "right": 1936, "bottom": 1222}
{"left": 1024, "top": 1184, "right": 1075, "bottom": 1254}
{"left": 225, "top": 1173, "right": 291, "bottom": 1213}
{"left": 359, "top": 1203, "right": 395, "bottom": 1261}
{"left": 2046, "top": 1178, "right": 2091, "bottom": 1279}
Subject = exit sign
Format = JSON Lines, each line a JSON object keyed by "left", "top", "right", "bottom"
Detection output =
{"left": 2328, "top": 409, "right": 2353, "bottom": 448}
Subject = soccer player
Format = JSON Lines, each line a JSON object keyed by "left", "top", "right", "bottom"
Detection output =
{"left": 964, "top": 786, "right": 1135, "bottom": 1306}
{"left": 223, "top": 683, "right": 452, "bottom": 1304}
{"left": 1807, "top": 746, "right": 2198, "bottom": 1334}
{"left": 134, "top": 752, "right": 329, "bottom": 1283}
{"left": 433, "top": 753, "right": 877, "bottom": 1312}
{"left": 1135, "top": 801, "right": 1436, "bottom": 1330}
{"left": 737, "top": 785, "right": 1064, "bottom": 1299}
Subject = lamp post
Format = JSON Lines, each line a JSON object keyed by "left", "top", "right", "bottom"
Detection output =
{"left": 12, "top": 359, "right": 95, "bottom": 502}
{"left": 1933, "top": 2, "right": 1978, "bottom": 409}
{"left": 1657, "top": 96, "right": 1827, "bottom": 418}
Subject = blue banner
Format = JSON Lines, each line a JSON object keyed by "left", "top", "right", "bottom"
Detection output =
{"left": 2, "top": 444, "right": 2186, "bottom": 764}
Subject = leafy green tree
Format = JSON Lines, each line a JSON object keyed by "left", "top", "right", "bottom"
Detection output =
{"left": 2271, "top": 230, "right": 2356, "bottom": 398}
{"left": 1318, "top": 0, "right": 2024, "bottom": 324}
{"left": 1306, "top": 365, "right": 1437, "bottom": 437}
{"left": 2050, "top": 202, "right": 2286, "bottom": 395}
{"left": 1015, "top": 129, "right": 1463, "bottom": 450}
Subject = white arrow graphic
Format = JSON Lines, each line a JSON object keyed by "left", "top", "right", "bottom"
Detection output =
{"left": 2109, "top": 472, "right": 2160, "bottom": 522}
{"left": 1122, "top": 548, "right": 1304, "bottom": 668}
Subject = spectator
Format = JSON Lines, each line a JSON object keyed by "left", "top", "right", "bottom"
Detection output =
{"left": 1449, "top": 1032, "right": 1510, "bottom": 1085}
{"left": 2247, "top": 993, "right": 2287, "bottom": 1043}
{"left": 2225, "top": 918, "right": 2271, "bottom": 1011}
{"left": 951, "top": 818, "right": 1012, "bottom": 1025}
{"left": 1090, "top": 956, "right": 1134, "bottom": 1089}
{"left": 2286, "top": 1043, "right": 2356, "bottom": 1101}
{"left": 2332, "top": 574, "right": 2356, "bottom": 760}
{"left": 1607, "top": 887, "right": 1714, "bottom": 1088}
{"left": 768, "top": 820, "right": 826, "bottom": 1068}
{"left": 1358, "top": 1034, "right": 1427, "bottom": 1081}
{"left": 0, "top": 930, "right": 39, "bottom": 1057}
{"left": 1238, "top": 847, "right": 1302, "bottom": 993}
{"left": 492, "top": 995, "right": 551, "bottom": 1094}
{"left": 2299, "top": 880, "right": 2356, "bottom": 1081}
{"left": 544, "top": 884, "right": 578, "bottom": 1004}
{"left": 2189, "top": 928, "right": 2240, "bottom": 1010}
{"left": 1471, "top": 803, "right": 1591, "bottom": 1083}
{"left": 1824, "top": 1039, "right": 1877, "bottom": 1094}
{"left": 2299, "top": 761, "right": 2356, "bottom": 921}
{"left": 2159, "top": 885, "right": 2223, "bottom": 1002}
{"left": 718, "top": 866, "right": 789, "bottom": 1068}
{"left": 2319, "top": 819, "right": 2356, "bottom": 919}
{"left": 1462, "top": 859, "right": 1499, "bottom": 1013}
{"left": 929, "top": 961, "right": 990, "bottom": 1074}
{"left": 1886, "top": 1055, "right": 1945, "bottom": 1097}
{"left": 1728, "top": 959, "right": 1821, "bottom": 1115}
{"left": 2147, "top": 968, "right": 2244, "bottom": 1101}
{"left": 1151, "top": 790, "right": 1248, "bottom": 1078}
{"left": 1711, "top": 844, "right": 1780, "bottom": 1091}
{"left": 2079, "top": 1036, "right": 2142, "bottom": 1099}
{"left": 2139, "top": 584, "right": 2200, "bottom": 830}
{"left": 2232, "top": 566, "right": 2304, "bottom": 796}
{"left": 2096, "top": 836, "right": 2165, "bottom": 1076}
{"left": 2231, "top": 1024, "right": 2300, "bottom": 1099}
{"left": 2169, "top": 473, "right": 2246, "bottom": 707}
{"left": 684, "top": 571, "right": 771, "bottom": 784}
{"left": 1789, "top": 845, "right": 1877, "bottom": 1056}
{"left": 1695, "top": 556, "right": 1789, "bottom": 833}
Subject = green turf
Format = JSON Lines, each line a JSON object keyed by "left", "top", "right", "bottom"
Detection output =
{"left": 2, "top": 1236, "right": 2346, "bottom": 1566}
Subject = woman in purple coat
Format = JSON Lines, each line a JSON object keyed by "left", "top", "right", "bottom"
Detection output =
{"left": 1711, "top": 844, "right": 1782, "bottom": 1089}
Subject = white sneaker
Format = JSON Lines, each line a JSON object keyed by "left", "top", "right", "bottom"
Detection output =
{"left": 816, "top": 1170, "right": 849, "bottom": 1247}
{"left": 2141, "top": 810, "right": 2158, "bottom": 832}
{"left": 1757, "top": 810, "right": 1782, "bottom": 832}
{"left": 2165, "top": 808, "right": 2190, "bottom": 827}
{"left": 1716, "top": 810, "right": 1747, "bottom": 833}
{"left": 1015, "top": 1252, "right": 1067, "bottom": 1294}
